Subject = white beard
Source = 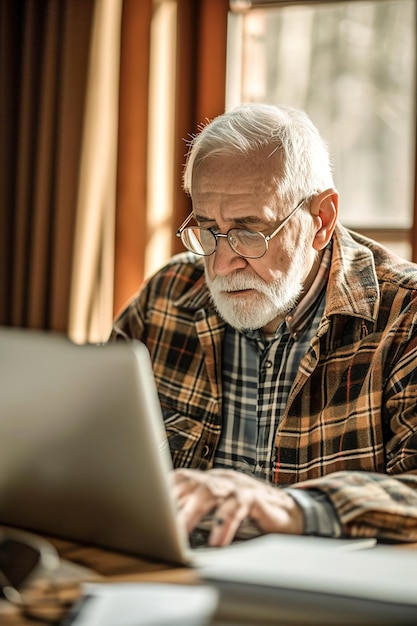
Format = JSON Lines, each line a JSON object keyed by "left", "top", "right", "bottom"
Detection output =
{"left": 205, "top": 237, "right": 316, "bottom": 332}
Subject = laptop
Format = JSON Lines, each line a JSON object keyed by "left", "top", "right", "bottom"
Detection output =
{"left": 0, "top": 326, "right": 372, "bottom": 566}
{"left": 0, "top": 326, "right": 198, "bottom": 565}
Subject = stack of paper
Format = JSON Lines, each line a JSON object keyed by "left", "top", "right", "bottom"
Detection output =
{"left": 198, "top": 535, "right": 417, "bottom": 625}
{"left": 65, "top": 583, "right": 218, "bottom": 626}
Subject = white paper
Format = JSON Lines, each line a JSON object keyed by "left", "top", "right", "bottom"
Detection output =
{"left": 68, "top": 583, "right": 218, "bottom": 626}
{"left": 199, "top": 534, "right": 417, "bottom": 605}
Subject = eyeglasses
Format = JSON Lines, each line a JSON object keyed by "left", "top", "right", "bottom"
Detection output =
{"left": 176, "top": 198, "right": 306, "bottom": 259}
{"left": 0, "top": 527, "right": 82, "bottom": 624}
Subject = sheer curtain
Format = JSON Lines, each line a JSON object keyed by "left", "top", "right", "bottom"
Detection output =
{"left": 68, "top": 0, "right": 123, "bottom": 344}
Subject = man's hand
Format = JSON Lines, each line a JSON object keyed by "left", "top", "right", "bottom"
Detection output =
{"left": 172, "top": 468, "right": 304, "bottom": 546}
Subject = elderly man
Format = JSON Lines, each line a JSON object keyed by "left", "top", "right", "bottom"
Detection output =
{"left": 111, "top": 103, "right": 417, "bottom": 546}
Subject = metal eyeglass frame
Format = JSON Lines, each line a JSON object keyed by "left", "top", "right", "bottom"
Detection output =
{"left": 176, "top": 197, "right": 306, "bottom": 259}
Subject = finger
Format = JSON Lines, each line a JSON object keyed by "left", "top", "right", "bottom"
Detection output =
{"left": 208, "top": 497, "right": 249, "bottom": 547}
{"left": 171, "top": 468, "right": 199, "bottom": 489}
{"left": 173, "top": 479, "right": 199, "bottom": 505}
{"left": 177, "top": 483, "right": 218, "bottom": 533}
{"left": 172, "top": 469, "right": 235, "bottom": 508}
{"left": 171, "top": 469, "right": 204, "bottom": 503}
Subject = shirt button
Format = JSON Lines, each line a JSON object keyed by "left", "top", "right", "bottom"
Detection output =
{"left": 264, "top": 360, "right": 273, "bottom": 368}
{"left": 202, "top": 445, "right": 210, "bottom": 457}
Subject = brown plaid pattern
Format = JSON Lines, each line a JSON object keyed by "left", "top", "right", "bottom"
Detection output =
{"left": 111, "top": 224, "right": 417, "bottom": 541}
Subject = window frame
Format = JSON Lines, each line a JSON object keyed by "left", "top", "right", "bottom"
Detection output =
{"left": 228, "top": 0, "right": 417, "bottom": 262}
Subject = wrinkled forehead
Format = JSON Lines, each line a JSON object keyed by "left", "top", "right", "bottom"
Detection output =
{"left": 191, "top": 148, "right": 284, "bottom": 197}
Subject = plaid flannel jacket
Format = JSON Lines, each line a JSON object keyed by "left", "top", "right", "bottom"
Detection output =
{"left": 111, "top": 224, "right": 417, "bottom": 541}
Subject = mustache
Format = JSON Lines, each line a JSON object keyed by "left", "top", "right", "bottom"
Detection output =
{"left": 207, "top": 273, "right": 270, "bottom": 294}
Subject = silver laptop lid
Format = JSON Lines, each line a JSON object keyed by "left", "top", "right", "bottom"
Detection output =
{"left": 0, "top": 327, "right": 191, "bottom": 565}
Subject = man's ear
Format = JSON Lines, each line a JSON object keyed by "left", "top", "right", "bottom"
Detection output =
{"left": 309, "top": 189, "right": 339, "bottom": 251}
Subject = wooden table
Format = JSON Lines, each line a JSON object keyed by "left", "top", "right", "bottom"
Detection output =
{"left": 1, "top": 536, "right": 417, "bottom": 625}
{"left": 0, "top": 535, "right": 200, "bottom": 625}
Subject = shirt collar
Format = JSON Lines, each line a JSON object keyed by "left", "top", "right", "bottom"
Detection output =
{"left": 284, "top": 243, "right": 331, "bottom": 339}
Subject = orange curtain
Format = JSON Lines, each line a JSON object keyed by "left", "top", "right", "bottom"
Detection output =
{"left": 0, "top": 0, "right": 230, "bottom": 330}
{"left": 113, "top": 0, "right": 229, "bottom": 316}
{"left": 0, "top": 0, "right": 95, "bottom": 332}
{"left": 173, "top": 0, "right": 230, "bottom": 244}
{"left": 113, "top": 0, "right": 153, "bottom": 317}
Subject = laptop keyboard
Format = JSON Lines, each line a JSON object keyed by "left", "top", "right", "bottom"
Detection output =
{"left": 190, "top": 516, "right": 262, "bottom": 549}
{"left": 189, "top": 526, "right": 212, "bottom": 549}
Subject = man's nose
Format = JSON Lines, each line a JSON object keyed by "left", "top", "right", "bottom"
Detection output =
{"left": 212, "top": 235, "right": 247, "bottom": 275}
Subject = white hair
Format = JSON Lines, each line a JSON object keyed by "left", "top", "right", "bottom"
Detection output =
{"left": 183, "top": 103, "right": 334, "bottom": 207}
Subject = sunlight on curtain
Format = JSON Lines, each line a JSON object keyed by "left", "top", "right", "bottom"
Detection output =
{"left": 68, "top": 0, "right": 123, "bottom": 344}
{"left": 145, "top": 0, "right": 177, "bottom": 280}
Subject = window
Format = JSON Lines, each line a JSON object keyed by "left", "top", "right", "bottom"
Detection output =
{"left": 227, "top": 0, "right": 416, "bottom": 259}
